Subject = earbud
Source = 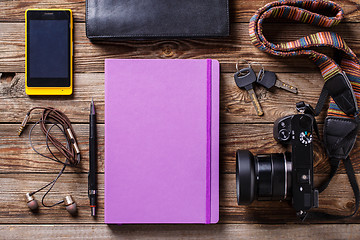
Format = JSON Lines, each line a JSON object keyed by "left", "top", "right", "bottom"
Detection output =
{"left": 64, "top": 195, "right": 77, "bottom": 215}
{"left": 26, "top": 193, "right": 77, "bottom": 215}
{"left": 25, "top": 193, "right": 39, "bottom": 211}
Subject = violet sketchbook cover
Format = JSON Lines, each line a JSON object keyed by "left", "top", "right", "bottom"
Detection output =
{"left": 104, "top": 59, "right": 219, "bottom": 224}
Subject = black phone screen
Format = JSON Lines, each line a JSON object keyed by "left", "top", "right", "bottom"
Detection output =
{"left": 26, "top": 11, "right": 71, "bottom": 87}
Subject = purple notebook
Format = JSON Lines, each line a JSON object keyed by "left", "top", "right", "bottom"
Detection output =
{"left": 105, "top": 59, "right": 219, "bottom": 224}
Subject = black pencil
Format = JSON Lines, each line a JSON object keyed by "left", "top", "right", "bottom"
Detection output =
{"left": 89, "top": 98, "right": 97, "bottom": 217}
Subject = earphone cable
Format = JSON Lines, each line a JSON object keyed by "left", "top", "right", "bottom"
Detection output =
{"left": 22, "top": 107, "right": 81, "bottom": 166}
{"left": 25, "top": 108, "right": 81, "bottom": 208}
{"left": 29, "top": 120, "right": 69, "bottom": 207}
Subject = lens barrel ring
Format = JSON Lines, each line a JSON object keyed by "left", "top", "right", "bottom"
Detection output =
{"left": 236, "top": 150, "right": 256, "bottom": 205}
{"left": 236, "top": 150, "right": 292, "bottom": 205}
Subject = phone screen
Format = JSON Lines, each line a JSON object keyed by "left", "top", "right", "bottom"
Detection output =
{"left": 27, "top": 11, "right": 71, "bottom": 87}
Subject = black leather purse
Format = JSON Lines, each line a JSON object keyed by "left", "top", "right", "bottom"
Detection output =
{"left": 86, "top": 0, "right": 229, "bottom": 40}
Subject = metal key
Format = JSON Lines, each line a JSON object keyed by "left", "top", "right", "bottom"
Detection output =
{"left": 234, "top": 67, "right": 264, "bottom": 116}
{"left": 257, "top": 69, "right": 298, "bottom": 94}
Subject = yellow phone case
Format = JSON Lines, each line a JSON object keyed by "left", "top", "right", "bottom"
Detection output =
{"left": 25, "top": 9, "right": 73, "bottom": 95}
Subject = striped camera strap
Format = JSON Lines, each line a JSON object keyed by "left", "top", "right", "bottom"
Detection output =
{"left": 249, "top": 0, "right": 360, "bottom": 219}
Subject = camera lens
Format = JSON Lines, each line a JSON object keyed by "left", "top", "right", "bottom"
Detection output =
{"left": 236, "top": 150, "right": 256, "bottom": 204}
{"left": 236, "top": 150, "right": 292, "bottom": 205}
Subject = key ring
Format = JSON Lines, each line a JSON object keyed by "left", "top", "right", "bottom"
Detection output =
{"left": 249, "top": 61, "right": 265, "bottom": 79}
{"left": 236, "top": 59, "right": 251, "bottom": 72}
{"left": 249, "top": 61, "right": 265, "bottom": 73}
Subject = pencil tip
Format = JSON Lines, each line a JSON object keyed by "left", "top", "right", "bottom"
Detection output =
{"left": 91, "top": 207, "right": 96, "bottom": 217}
{"left": 91, "top": 98, "right": 95, "bottom": 114}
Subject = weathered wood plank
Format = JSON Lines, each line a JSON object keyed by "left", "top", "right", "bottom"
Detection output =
{"left": 0, "top": 73, "right": 104, "bottom": 123}
{"left": 0, "top": 0, "right": 86, "bottom": 22}
{"left": 2, "top": 22, "right": 360, "bottom": 73}
{"left": 0, "top": 124, "right": 104, "bottom": 173}
{"left": 0, "top": 71, "right": 328, "bottom": 124}
{"left": 0, "top": 173, "right": 359, "bottom": 224}
{"left": 0, "top": 0, "right": 359, "bottom": 23}
{"left": 2, "top": 123, "right": 360, "bottom": 174}
{"left": 0, "top": 224, "right": 359, "bottom": 240}
{"left": 2, "top": 0, "right": 360, "bottom": 231}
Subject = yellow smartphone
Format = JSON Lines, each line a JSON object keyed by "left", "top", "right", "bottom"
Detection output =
{"left": 25, "top": 9, "right": 73, "bottom": 95}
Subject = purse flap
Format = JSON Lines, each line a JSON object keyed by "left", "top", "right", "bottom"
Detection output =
{"left": 86, "top": 0, "right": 229, "bottom": 39}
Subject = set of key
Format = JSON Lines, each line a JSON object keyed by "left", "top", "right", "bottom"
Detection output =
{"left": 234, "top": 62, "right": 298, "bottom": 116}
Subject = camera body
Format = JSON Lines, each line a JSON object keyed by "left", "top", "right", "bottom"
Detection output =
{"left": 274, "top": 113, "right": 319, "bottom": 215}
{"left": 236, "top": 113, "right": 319, "bottom": 217}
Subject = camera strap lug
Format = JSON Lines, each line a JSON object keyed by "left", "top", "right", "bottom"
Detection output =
{"left": 296, "top": 101, "right": 315, "bottom": 116}
{"left": 313, "top": 189, "right": 319, "bottom": 208}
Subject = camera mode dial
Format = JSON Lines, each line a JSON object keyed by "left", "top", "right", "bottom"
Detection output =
{"left": 299, "top": 131, "right": 312, "bottom": 145}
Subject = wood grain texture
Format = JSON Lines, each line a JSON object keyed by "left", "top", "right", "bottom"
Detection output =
{"left": 1, "top": 173, "right": 360, "bottom": 224}
{"left": 0, "top": 0, "right": 360, "bottom": 23}
{"left": 0, "top": 224, "right": 359, "bottom": 240}
{"left": 2, "top": 0, "right": 360, "bottom": 237}
{"left": 2, "top": 123, "right": 360, "bottom": 175}
{"left": 0, "top": 72, "right": 327, "bottom": 124}
{"left": 2, "top": 21, "right": 360, "bottom": 73}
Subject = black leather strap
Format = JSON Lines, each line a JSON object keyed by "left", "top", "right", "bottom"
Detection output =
{"left": 304, "top": 156, "right": 359, "bottom": 220}
{"left": 296, "top": 100, "right": 359, "bottom": 220}
{"left": 344, "top": 156, "right": 360, "bottom": 218}
{"left": 325, "top": 73, "right": 358, "bottom": 116}
{"left": 317, "top": 158, "right": 340, "bottom": 194}
{"left": 305, "top": 116, "right": 359, "bottom": 220}
{"left": 323, "top": 117, "right": 358, "bottom": 160}
{"left": 314, "top": 73, "right": 358, "bottom": 117}
{"left": 314, "top": 86, "right": 329, "bottom": 117}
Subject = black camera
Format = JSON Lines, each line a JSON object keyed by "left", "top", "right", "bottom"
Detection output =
{"left": 236, "top": 113, "right": 319, "bottom": 217}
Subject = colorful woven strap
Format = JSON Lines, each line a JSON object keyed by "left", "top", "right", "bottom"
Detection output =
{"left": 249, "top": 0, "right": 360, "bottom": 119}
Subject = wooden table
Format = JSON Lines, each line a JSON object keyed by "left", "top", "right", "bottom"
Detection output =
{"left": 1, "top": 0, "right": 360, "bottom": 239}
